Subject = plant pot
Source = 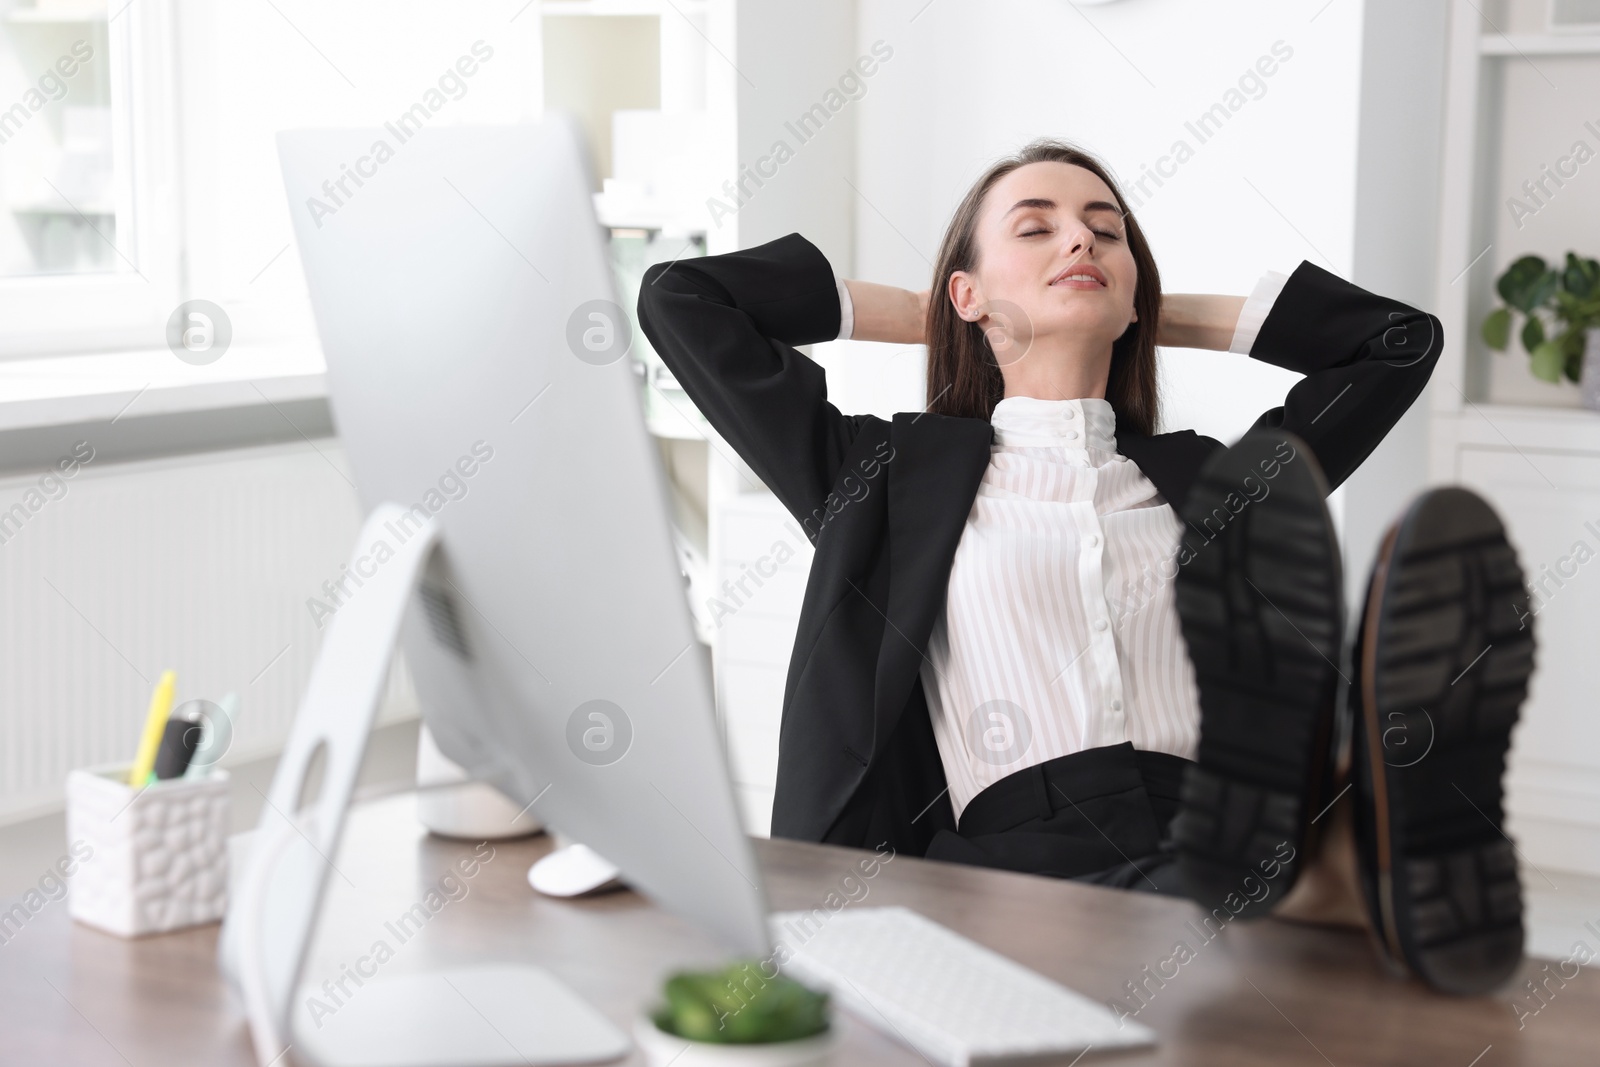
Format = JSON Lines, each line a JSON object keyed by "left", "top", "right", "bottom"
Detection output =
{"left": 1582, "top": 328, "right": 1600, "bottom": 413}
{"left": 633, "top": 1016, "right": 837, "bottom": 1067}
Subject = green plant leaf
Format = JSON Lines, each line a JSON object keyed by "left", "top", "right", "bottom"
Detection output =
{"left": 1555, "top": 288, "right": 1582, "bottom": 320}
{"left": 1564, "top": 253, "right": 1594, "bottom": 299}
{"left": 653, "top": 962, "right": 830, "bottom": 1045}
{"left": 1530, "top": 340, "right": 1566, "bottom": 382}
{"left": 1521, "top": 315, "right": 1545, "bottom": 355}
{"left": 662, "top": 975, "right": 730, "bottom": 1043}
{"left": 1530, "top": 270, "right": 1560, "bottom": 312}
{"left": 1498, "top": 255, "right": 1549, "bottom": 312}
{"left": 1482, "top": 307, "right": 1511, "bottom": 350}
{"left": 1563, "top": 252, "right": 1600, "bottom": 299}
{"left": 1560, "top": 329, "right": 1590, "bottom": 383}
{"left": 1578, "top": 301, "right": 1600, "bottom": 334}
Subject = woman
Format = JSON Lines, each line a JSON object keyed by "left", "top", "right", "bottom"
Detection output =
{"left": 638, "top": 139, "right": 1530, "bottom": 994}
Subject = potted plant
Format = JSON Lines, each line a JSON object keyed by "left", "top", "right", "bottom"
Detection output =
{"left": 635, "top": 959, "right": 836, "bottom": 1066}
{"left": 1481, "top": 251, "right": 1600, "bottom": 410}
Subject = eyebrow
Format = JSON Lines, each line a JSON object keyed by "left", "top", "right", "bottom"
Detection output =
{"left": 1001, "top": 197, "right": 1123, "bottom": 219}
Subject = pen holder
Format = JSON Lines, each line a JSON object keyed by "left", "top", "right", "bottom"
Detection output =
{"left": 65, "top": 762, "right": 231, "bottom": 937}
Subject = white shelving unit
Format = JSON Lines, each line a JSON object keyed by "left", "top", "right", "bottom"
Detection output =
{"left": 542, "top": 0, "right": 707, "bottom": 15}
{"left": 1479, "top": 33, "right": 1600, "bottom": 54}
{"left": 1429, "top": 0, "right": 1600, "bottom": 877}
{"left": 540, "top": 0, "right": 856, "bottom": 835}
{"left": 1430, "top": 1, "right": 1600, "bottom": 413}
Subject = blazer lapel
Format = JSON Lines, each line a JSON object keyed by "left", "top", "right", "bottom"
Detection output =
{"left": 1112, "top": 412, "right": 1217, "bottom": 514}
{"left": 872, "top": 412, "right": 993, "bottom": 760}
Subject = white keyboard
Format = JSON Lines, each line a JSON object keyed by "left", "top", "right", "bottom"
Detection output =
{"left": 768, "top": 906, "right": 1155, "bottom": 1066}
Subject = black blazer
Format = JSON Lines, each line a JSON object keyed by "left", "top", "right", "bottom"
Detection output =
{"left": 637, "top": 232, "right": 1441, "bottom": 858}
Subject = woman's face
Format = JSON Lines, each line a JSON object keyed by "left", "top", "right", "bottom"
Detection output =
{"left": 948, "top": 161, "right": 1138, "bottom": 364}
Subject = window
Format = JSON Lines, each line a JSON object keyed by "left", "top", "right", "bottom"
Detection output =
{"left": 0, "top": 0, "right": 179, "bottom": 356}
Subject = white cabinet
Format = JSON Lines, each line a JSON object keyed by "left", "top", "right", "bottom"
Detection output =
{"left": 1438, "top": 408, "right": 1600, "bottom": 877}
{"left": 707, "top": 479, "right": 814, "bottom": 837}
{"left": 1457, "top": 444, "right": 1600, "bottom": 877}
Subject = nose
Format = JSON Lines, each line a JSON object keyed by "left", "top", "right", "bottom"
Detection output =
{"left": 1061, "top": 220, "right": 1094, "bottom": 261}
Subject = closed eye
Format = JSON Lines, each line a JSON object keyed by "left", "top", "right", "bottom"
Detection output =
{"left": 1020, "top": 228, "right": 1121, "bottom": 241}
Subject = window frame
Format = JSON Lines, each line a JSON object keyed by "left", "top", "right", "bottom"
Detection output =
{"left": 0, "top": 0, "right": 180, "bottom": 359}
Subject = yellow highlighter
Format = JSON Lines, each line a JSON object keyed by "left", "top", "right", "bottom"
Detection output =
{"left": 128, "top": 670, "right": 177, "bottom": 786}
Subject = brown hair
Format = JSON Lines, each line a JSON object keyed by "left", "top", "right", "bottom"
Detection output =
{"left": 925, "top": 139, "right": 1162, "bottom": 436}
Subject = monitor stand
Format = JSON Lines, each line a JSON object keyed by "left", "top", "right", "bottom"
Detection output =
{"left": 219, "top": 504, "right": 631, "bottom": 1067}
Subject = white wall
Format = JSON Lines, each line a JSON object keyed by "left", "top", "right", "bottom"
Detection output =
{"left": 727, "top": 0, "right": 859, "bottom": 268}
{"left": 1341, "top": 0, "right": 1449, "bottom": 611}
{"left": 846, "top": 0, "right": 1364, "bottom": 445}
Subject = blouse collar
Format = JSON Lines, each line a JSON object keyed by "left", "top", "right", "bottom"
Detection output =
{"left": 990, "top": 395, "right": 1118, "bottom": 451}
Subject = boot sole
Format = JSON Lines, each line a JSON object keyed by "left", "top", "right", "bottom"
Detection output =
{"left": 1171, "top": 430, "right": 1343, "bottom": 919}
{"left": 1355, "top": 487, "right": 1531, "bottom": 995}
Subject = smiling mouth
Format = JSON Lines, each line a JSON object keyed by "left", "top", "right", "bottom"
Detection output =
{"left": 1050, "top": 271, "right": 1106, "bottom": 288}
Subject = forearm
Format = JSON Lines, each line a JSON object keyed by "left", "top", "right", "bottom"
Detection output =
{"left": 842, "top": 279, "right": 925, "bottom": 345}
{"left": 1158, "top": 294, "right": 1247, "bottom": 351}
{"left": 841, "top": 283, "right": 1246, "bottom": 350}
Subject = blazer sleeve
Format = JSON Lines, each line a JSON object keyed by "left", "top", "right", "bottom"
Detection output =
{"left": 637, "top": 232, "right": 869, "bottom": 531}
{"left": 1241, "top": 260, "right": 1442, "bottom": 492}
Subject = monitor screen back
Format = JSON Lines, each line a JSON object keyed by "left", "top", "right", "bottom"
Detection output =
{"left": 277, "top": 115, "right": 770, "bottom": 957}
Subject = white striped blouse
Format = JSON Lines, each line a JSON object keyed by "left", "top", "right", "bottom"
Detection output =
{"left": 830, "top": 268, "right": 1289, "bottom": 823}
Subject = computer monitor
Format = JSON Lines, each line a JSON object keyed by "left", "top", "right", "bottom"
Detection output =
{"left": 221, "top": 115, "right": 769, "bottom": 1067}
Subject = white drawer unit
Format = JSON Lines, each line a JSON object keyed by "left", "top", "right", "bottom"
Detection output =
{"left": 719, "top": 662, "right": 785, "bottom": 782}
{"left": 1455, "top": 443, "right": 1600, "bottom": 878}
{"left": 708, "top": 487, "right": 814, "bottom": 836}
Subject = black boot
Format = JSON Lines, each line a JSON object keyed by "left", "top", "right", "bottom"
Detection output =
{"left": 1171, "top": 429, "right": 1344, "bottom": 919}
{"left": 1349, "top": 486, "right": 1533, "bottom": 995}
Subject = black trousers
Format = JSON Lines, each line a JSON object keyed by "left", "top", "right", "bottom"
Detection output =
{"left": 923, "top": 742, "right": 1191, "bottom": 896}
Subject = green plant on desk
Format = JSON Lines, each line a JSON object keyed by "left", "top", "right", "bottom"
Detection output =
{"left": 650, "top": 960, "right": 830, "bottom": 1044}
{"left": 1482, "top": 251, "right": 1600, "bottom": 383}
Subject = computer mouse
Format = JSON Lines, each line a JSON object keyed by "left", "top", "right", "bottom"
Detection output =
{"left": 527, "top": 842, "right": 625, "bottom": 897}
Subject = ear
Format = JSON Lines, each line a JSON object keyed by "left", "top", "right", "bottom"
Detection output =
{"left": 948, "top": 270, "right": 984, "bottom": 323}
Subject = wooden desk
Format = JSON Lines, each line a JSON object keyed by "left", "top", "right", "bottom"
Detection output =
{"left": 5, "top": 793, "right": 1596, "bottom": 1065}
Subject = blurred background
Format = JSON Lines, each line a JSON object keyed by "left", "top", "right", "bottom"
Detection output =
{"left": 1, "top": 0, "right": 1598, "bottom": 957}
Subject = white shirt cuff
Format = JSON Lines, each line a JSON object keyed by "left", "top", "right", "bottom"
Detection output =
{"left": 834, "top": 269, "right": 854, "bottom": 341}
{"left": 1227, "top": 269, "right": 1290, "bottom": 355}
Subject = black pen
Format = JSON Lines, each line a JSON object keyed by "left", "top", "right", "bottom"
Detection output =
{"left": 152, "top": 710, "right": 202, "bottom": 780}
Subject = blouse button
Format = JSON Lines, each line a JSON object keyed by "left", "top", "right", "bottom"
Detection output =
{"left": 1093, "top": 618, "right": 1109, "bottom": 632}
{"left": 1064, "top": 430, "right": 1079, "bottom": 441}
{"left": 1085, "top": 533, "right": 1100, "bottom": 548}
{"left": 1063, "top": 408, "right": 1076, "bottom": 419}
{"left": 1111, "top": 699, "right": 1123, "bottom": 712}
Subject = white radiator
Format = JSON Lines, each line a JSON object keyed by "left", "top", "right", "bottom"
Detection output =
{"left": 0, "top": 438, "right": 417, "bottom": 822}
